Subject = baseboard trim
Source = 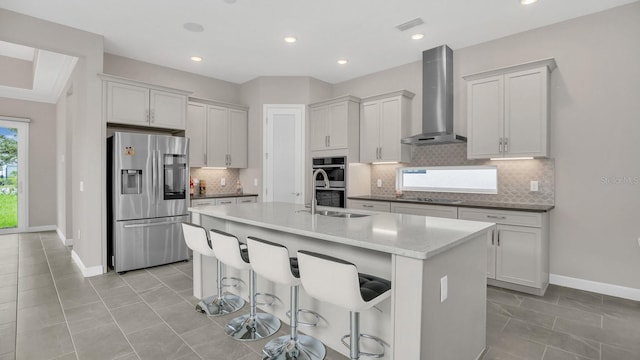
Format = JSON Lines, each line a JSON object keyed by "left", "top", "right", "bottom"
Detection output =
{"left": 27, "top": 225, "right": 56, "bottom": 232}
{"left": 550, "top": 274, "right": 640, "bottom": 301}
{"left": 56, "top": 228, "right": 73, "bottom": 246}
{"left": 71, "top": 250, "right": 104, "bottom": 278}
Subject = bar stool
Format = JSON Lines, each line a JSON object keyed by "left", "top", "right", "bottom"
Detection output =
{"left": 209, "top": 229, "right": 281, "bottom": 341}
{"left": 297, "top": 251, "right": 391, "bottom": 360}
{"left": 247, "top": 237, "right": 326, "bottom": 360}
{"left": 180, "top": 223, "right": 245, "bottom": 316}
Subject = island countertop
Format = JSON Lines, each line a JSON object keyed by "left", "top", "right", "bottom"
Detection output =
{"left": 189, "top": 202, "right": 495, "bottom": 260}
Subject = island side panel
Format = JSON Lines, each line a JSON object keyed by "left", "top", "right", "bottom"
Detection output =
{"left": 391, "top": 255, "right": 426, "bottom": 360}
{"left": 424, "top": 231, "right": 488, "bottom": 360}
{"left": 190, "top": 211, "right": 228, "bottom": 298}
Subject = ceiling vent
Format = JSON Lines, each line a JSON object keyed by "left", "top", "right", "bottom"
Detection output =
{"left": 395, "top": 18, "right": 424, "bottom": 32}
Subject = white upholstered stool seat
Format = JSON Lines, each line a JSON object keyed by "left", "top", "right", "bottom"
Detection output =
{"left": 247, "top": 237, "right": 326, "bottom": 360}
{"left": 209, "top": 229, "right": 281, "bottom": 341}
{"left": 180, "top": 223, "right": 244, "bottom": 316}
{"left": 297, "top": 251, "right": 391, "bottom": 360}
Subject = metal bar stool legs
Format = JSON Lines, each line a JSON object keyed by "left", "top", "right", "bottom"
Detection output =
{"left": 262, "top": 285, "right": 325, "bottom": 360}
{"left": 224, "top": 269, "right": 281, "bottom": 341}
{"left": 196, "top": 259, "right": 245, "bottom": 316}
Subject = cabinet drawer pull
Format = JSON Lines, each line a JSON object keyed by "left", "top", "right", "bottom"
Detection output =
{"left": 362, "top": 204, "right": 374, "bottom": 208}
{"left": 487, "top": 215, "right": 507, "bottom": 220}
{"left": 499, "top": 138, "right": 503, "bottom": 153}
{"left": 504, "top": 137, "right": 509, "bottom": 153}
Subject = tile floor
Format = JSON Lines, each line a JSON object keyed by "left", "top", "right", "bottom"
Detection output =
{"left": 0, "top": 231, "right": 639, "bottom": 360}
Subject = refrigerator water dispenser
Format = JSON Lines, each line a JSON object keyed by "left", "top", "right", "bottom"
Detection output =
{"left": 121, "top": 169, "right": 142, "bottom": 194}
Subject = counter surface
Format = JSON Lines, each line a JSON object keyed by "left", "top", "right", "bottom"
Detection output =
{"left": 189, "top": 202, "right": 494, "bottom": 260}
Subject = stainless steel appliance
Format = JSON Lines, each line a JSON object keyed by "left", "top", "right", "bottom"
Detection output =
{"left": 312, "top": 156, "right": 346, "bottom": 208}
{"left": 107, "top": 132, "right": 190, "bottom": 273}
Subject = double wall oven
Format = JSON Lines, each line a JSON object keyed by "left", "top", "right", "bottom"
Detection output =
{"left": 312, "top": 156, "right": 346, "bottom": 208}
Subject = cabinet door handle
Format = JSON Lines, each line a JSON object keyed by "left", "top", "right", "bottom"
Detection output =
{"left": 146, "top": 109, "right": 150, "bottom": 122}
{"left": 491, "top": 229, "right": 495, "bottom": 246}
{"left": 376, "top": 147, "right": 380, "bottom": 159}
{"left": 150, "top": 109, "right": 155, "bottom": 123}
{"left": 504, "top": 137, "right": 509, "bottom": 153}
{"left": 228, "top": 154, "right": 231, "bottom": 166}
{"left": 328, "top": 135, "right": 330, "bottom": 147}
{"left": 496, "top": 230, "right": 501, "bottom": 246}
{"left": 487, "top": 215, "right": 507, "bottom": 220}
{"left": 203, "top": 153, "right": 207, "bottom": 164}
{"left": 379, "top": 147, "right": 383, "bottom": 159}
{"left": 291, "top": 192, "right": 301, "bottom": 196}
{"left": 499, "top": 138, "right": 503, "bottom": 153}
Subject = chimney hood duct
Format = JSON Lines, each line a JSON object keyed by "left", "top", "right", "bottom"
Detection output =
{"left": 401, "top": 45, "right": 466, "bottom": 145}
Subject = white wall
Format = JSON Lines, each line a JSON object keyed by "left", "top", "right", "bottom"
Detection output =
{"left": 333, "top": 2, "right": 640, "bottom": 290}
{"left": 0, "top": 98, "right": 56, "bottom": 228}
{"left": 0, "top": 9, "right": 105, "bottom": 272}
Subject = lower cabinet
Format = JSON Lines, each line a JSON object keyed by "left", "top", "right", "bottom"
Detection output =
{"left": 347, "top": 199, "right": 391, "bottom": 212}
{"left": 390, "top": 203, "right": 457, "bottom": 218}
{"left": 459, "top": 208, "right": 549, "bottom": 294}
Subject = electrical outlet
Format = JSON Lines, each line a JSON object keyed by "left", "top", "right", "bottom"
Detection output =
{"left": 530, "top": 180, "right": 539, "bottom": 192}
{"left": 77, "top": 230, "right": 81, "bottom": 240}
{"left": 440, "top": 276, "right": 448, "bottom": 303}
{"left": 376, "top": 179, "right": 382, "bottom": 188}
{"left": 253, "top": 178, "right": 258, "bottom": 187}
{"left": 79, "top": 181, "right": 84, "bottom": 192}
{"left": 637, "top": 238, "right": 640, "bottom": 248}
{"left": 221, "top": 178, "right": 226, "bottom": 186}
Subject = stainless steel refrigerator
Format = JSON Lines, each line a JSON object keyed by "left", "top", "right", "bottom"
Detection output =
{"left": 107, "top": 132, "right": 190, "bottom": 273}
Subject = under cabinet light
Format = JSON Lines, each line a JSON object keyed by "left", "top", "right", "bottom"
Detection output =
{"left": 490, "top": 157, "right": 534, "bottom": 161}
{"left": 372, "top": 161, "right": 399, "bottom": 165}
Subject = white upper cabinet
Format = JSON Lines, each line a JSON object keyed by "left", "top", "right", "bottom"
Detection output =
{"left": 102, "top": 75, "right": 189, "bottom": 130}
{"left": 464, "top": 59, "right": 556, "bottom": 159}
{"left": 309, "top": 96, "right": 360, "bottom": 160}
{"left": 187, "top": 100, "right": 248, "bottom": 168}
{"left": 360, "top": 90, "right": 414, "bottom": 163}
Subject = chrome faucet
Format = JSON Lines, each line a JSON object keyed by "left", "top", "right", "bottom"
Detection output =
{"left": 311, "top": 168, "right": 330, "bottom": 215}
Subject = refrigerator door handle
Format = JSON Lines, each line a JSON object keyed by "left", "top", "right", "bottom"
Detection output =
{"left": 151, "top": 150, "right": 157, "bottom": 204}
{"left": 123, "top": 221, "right": 185, "bottom": 229}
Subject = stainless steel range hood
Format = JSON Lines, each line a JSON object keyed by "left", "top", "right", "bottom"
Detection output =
{"left": 401, "top": 45, "right": 466, "bottom": 145}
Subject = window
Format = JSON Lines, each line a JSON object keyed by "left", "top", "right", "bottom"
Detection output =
{"left": 396, "top": 166, "right": 497, "bottom": 194}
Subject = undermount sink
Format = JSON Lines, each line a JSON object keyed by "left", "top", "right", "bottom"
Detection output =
{"left": 298, "top": 209, "right": 370, "bottom": 218}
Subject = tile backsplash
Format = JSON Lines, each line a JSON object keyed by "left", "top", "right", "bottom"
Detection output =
{"left": 190, "top": 168, "right": 241, "bottom": 195}
{"left": 371, "top": 143, "right": 554, "bottom": 205}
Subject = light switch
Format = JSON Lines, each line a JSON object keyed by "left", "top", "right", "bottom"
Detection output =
{"left": 376, "top": 179, "right": 382, "bottom": 188}
{"left": 440, "top": 275, "right": 448, "bottom": 303}
{"left": 221, "top": 178, "right": 226, "bottom": 186}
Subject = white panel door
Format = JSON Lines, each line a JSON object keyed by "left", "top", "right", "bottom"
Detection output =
{"left": 107, "top": 82, "right": 149, "bottom": 126}
{"left": 150, "top": 90, "right": 186, "bottom": 130}
{"left": 228, "top": 109, "right": 248, "bottom": 168}
{"left": 360, "top": 101, "right": 380, "bottom": 162}
{"left": 504, "top": 67, "right": 548, "bottom": 157}
{"left": 264, "top": 105, "right": 305, "bottom": 204}
{"left": 496, "top": 225, "right": 542, "bottom": 287}
{"left": 206, "top": 106, "right": 229, "bottom": 167}
{"left": 467, "top": 76, "right": 504, "bottom": 159}
{"left": 186, "top": 103, "right": 207, "bottom": 167}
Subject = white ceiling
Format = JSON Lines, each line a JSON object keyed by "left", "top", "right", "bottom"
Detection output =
{"left": 0, "top": 41, "right": 78, "bottom": 103}
{"left": 0, "top": 0, "right": 637, "bottom": 84}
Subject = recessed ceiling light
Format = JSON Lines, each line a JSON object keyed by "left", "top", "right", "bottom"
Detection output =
{"left": 521, "top": 0, "right": 538, "bottom": 5}
{"left": 223, "top": 0, "right": 237, "bottom": 3}
{"left": 190, "top": 56, "right": 203, "bottom": 62}
{"left": 183, "top": 23, "right": 204, "bottom": 33}
{"left": 411, "top": 33, "right": 425, "bottom": 40}
{"left": 337, "top": 59, "right": 348, "bottom": 65}
{"left": 284, "top": 36, "right": 297, "bottom": 43}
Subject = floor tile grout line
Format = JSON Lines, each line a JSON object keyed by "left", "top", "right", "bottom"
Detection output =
{"left": 112, "top": 266, "right": 207, "bottom": 360}
{"left": 540, "top": 345, "right": 547, "bottom": 360}
{"left": 144, "top": 263, "right": 264, "bottom": 358}
{"left": 37, "top": 232, "right": 80, "bottom": 360}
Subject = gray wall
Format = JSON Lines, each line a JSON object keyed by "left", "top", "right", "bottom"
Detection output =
{"left": 333, "top": 2, "right": 640, "bottom": 289}
{"left": 0, "top": 9, "right": 105, "bottom": 270}
{"left": 0, "top": 98, "right": 56, "bottom": 228}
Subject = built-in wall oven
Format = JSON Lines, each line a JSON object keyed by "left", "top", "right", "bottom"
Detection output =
{"left": 312, "top": 156, "right": 346, "bottom": 208}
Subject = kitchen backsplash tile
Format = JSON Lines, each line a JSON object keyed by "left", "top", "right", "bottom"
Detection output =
{"left": 370, "top": 143, "right": 554, "bottom": 205}
{"left": 190, "top": 168, "right": 241, "bottom": 195}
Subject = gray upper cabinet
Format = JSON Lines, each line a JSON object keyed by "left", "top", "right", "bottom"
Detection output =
{"left": 187, "top": 99, "right": 248, "bottom": 168}
{"left": 102, "top": 75, "right": 189, "bottom": 130}
{"left": 464, "top": 59, "right": 556, "bottom": 159}
{"left": 309, "top": 96, "right": 360, "bottom": 160}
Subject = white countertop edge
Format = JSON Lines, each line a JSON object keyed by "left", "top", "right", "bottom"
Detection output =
{"left": 189, "top": 205, "right": 495, "bottom": 260}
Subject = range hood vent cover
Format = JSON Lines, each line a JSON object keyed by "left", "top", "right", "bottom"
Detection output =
{"left": 402, "top": 45, "right": 466, "bottom": 145}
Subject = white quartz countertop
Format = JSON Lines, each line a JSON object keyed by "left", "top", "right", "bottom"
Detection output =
{"left": 189, "top": 202, "right": 495, "bottom": 260}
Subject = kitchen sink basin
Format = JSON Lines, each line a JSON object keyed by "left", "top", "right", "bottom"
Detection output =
{"left": 297, "top": 209, "right": 369, "bottom": 218}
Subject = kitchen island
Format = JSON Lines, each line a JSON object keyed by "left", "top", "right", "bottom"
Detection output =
{"left": 189, "top": 202, "right": 495, "bottom": 360}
